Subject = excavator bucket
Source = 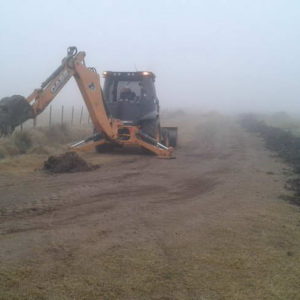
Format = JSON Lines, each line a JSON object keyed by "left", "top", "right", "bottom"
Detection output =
{"left": 0, "top": 95, "right": 33, "bottom": 136}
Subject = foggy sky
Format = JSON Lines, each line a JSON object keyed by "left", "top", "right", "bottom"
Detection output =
{"left": 1, "top": 0, "right": 299, "bottom": 113}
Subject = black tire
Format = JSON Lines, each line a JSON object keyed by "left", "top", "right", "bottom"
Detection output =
{"left": 168, "top": 129, "right": 177, "bottom": 147}
{"left": 160, "top": 128, "right": 177, "bottom": 148}
{"left": 95, "top": 143, "right": 115, "bottom": 153}
{"left": 140, "top": 118, "right": 160, "bottom": 155}
{"left": 93, "top": 130, "right": 114, "bottom": 153}
{"left": 160, "top": 128, "right": 169, "bottom": 146}
{"left": 140, "top": 118, "right": 160, "bottom": 140}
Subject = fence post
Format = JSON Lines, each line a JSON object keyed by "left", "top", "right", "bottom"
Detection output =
{"left": 79, "top": 106, "right": 83, "bottom": 125}
{"left": 61, "top": 105, "right": 64, "bottom": 125}
{"left": 20, "top": 123, "right": 23, "bottom": 132}
{"left": 33, "top": 117, "right": 37, "bottom": 128}
{"left": 49, "top": 105, "right": 52, "bottom": 128}
{"left": 71, "top": 106, "right": 74, "bottom": 126}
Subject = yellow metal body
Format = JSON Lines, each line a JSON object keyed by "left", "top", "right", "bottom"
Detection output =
{"left": 25, "top": 48, "right": 173, "bottom": 158}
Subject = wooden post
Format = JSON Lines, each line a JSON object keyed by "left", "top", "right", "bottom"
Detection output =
{"left": 71, "top": 106, "right": 74, "bottom": 126}
{"left": 79, "top": 106, "right": 83, "bottom": 125}
{"left": 61, "top": 105, "right": 64, "bottom": 125}
{"left": 49, "top": 105, "right": 52, "bottom": 128}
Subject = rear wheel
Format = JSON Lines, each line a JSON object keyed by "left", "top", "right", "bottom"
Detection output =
{"left": 140, "top": 118, "right": 160, "bottom": 140}
{"left": 94, "top": 131, "right": 115, "bottom": 153}
{"left": 140, "top": 118, "right": 160, "bottom": 154}
{"left": 95, "top": 143, "right": 115, "bottom": 153}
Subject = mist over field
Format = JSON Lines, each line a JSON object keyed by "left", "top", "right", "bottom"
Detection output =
{"left": 3, "top": 2, "right": 300, "bottom": 298}
{"left": 1, "top": 0, "right": 300, "bottom": 113}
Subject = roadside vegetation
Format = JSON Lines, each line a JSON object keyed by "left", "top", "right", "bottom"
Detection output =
{"left": 251, "top": 112, "right": 300, "bottom": 137}
{"left": 240, "top": 113, "right": 300, "bottom": 205}
{"left": 0, "top": 125, "right": 91, "bottom": 159}
{"left": 0, "top": 125, "right": 92, "bottom": 173}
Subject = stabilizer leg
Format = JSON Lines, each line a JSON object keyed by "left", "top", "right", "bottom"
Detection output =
{"left": 70, "top": 138, "right": 107, "bottom": 152}
{"left": 137, "top": 131, "right": 174, "bottom": 158}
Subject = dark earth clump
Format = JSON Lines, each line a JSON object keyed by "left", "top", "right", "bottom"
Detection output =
{"left": 43, "top": 152, "right": 99, "bottom": 173}
{"left": 240, "top": 114, "right": 300, "bottom": 205}
{"left": 0, "top": 95, "right": 33, "bottom": 136}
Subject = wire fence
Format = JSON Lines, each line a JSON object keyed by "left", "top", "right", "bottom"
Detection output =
{"left": 20, "top": 105, "right": 92, "bottom": 130}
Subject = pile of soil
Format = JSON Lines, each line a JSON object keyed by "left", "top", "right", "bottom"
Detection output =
{"left": 43, "top": 152, "right": 98, "bottom": 173}
{"left": 240, "top": 114, "right": 300, "bottom": 205}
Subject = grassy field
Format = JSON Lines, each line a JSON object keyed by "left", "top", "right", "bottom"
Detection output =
{"left": 0, "top": 113, "right": 300, "bottom": 299}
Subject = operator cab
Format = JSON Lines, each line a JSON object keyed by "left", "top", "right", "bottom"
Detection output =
{"left": 102, "top": 71, "right": 159, "bottom": 125}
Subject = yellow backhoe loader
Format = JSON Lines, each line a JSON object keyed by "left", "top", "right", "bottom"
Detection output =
{"left": 0, "top": 47, "right": 177, "bottom": 158}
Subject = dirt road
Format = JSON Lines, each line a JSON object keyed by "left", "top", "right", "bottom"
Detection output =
{"left": 0, "top": 114, "right": 300, "bottom": 299}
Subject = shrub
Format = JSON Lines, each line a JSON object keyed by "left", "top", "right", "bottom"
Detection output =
{"left": 13, "top": 131, "right": 32, "bottom": 154}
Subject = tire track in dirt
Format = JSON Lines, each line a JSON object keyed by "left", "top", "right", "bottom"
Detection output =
{"left": 2, "top": 116, "right": 300, "bottom": 299}
{"left": 0, "top": 143, "right": 222, "bottom": 241}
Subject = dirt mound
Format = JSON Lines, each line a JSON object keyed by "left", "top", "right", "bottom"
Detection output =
{"left": 43, "top": 152, "right": 98, "bottom": 173}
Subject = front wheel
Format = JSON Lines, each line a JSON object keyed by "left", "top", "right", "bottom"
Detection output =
{"left": 160, "top": 127, "right": 177, "bottom": 147}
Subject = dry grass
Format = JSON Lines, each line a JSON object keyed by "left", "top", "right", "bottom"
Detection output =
{"left": 0, "top": 125, "right": 92, "bottom": 173}
{"left": 0, "top": 124, "right": 91, "bottom": 156}
{"left": 1, "top": 213, "right": 300, "bottom": 300}
{"left": 1, "top": 112, "right": 300, "bottom": 299}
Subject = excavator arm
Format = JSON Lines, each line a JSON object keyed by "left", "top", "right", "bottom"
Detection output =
{"left": 24, "top": 47, "right": 116, "bottom": 138}
{"left": 0, "top": 47, "right": 174, "bottom": 158}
